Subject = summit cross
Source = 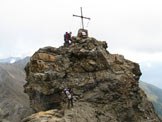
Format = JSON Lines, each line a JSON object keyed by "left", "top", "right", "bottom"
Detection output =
{"left": 73, "top": 7, "right": 91, "bottom": 29}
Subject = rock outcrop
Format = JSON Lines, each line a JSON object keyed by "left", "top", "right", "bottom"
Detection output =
{"left": 23, "top": 29, "right": 161, "bottom": 122}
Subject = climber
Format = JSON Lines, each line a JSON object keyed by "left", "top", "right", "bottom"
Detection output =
{"left": 64, "top": 32, "right": 69, "bottom": 46}
{"left": 68, "top": 32, "right": 72, "bottom": 42}
{"left": 64, "top": 88, "right": 73, "bottom": 108}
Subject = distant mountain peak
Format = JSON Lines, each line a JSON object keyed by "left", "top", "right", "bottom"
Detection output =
{"left": 0, "top": 57, "right": 21, "bottom": 64}
{"left": 10, "top": 59, "right": 16, "bottom": 63}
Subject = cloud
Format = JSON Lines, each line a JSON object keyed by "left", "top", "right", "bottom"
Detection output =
{"left": 109, "top": 48, "right": 162, "bottom": 63}
{"left": 146, "top": 62, "right": 152, "bottom": 68}
{"left": 140, "top": 61, "right": 162, "bottom": 88}
{"left": 0, "top": 0, "right": 162, "bottom": 62}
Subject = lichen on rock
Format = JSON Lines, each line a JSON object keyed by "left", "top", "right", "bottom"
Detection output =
{"left": 23, "top": 29, "right": 161, "bottom": 122}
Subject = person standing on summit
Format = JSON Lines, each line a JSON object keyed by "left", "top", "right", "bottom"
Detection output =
{"left": 68, "top": 32, "right": 72, "bottom": 42}
{"left": 64, "top": 32, "right": 72, "bottom": 46}
{"left": 64, "top": 32, "right": 69, "bottom": 46}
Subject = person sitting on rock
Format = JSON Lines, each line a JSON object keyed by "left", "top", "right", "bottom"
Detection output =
{"left": 64, "top": 88, "right": 73, "bottom": 108}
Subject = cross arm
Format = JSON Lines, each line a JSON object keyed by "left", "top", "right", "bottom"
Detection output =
{"left": 73, "top": 14, "right": 91, "bottom": 20}
{"left": 73, "top": 14, "right": 82, "bottom": 18}
{"left": 82, "top": 16, "right": 91, "bottom": 20}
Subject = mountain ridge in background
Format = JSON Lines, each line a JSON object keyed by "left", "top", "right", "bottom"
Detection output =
{"left": 140, "top": 81, "right": 162, "bottom": 119}
{"left": 0, "top": 57, "right": 21, "bottom": 64}
{"left": 0, "top": 56, "right": 33, "bottom": 122}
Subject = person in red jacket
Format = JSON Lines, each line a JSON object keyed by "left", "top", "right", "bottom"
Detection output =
{"left": 64, "top": 32, "right": 72, "bottom": 46}
{"left": 64, "top": 32, "right": 69, "bottom": 46}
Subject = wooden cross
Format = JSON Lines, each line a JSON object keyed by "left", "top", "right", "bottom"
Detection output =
{"left": 73, "top": 7, "right": 91, "bottom": 29}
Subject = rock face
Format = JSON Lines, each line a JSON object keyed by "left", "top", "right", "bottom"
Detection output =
{"left": 23, "top": 29, "right": 161, "bottom": 122}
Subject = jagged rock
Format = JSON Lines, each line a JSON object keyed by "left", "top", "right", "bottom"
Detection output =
{"left": 23, "top": 29, "right": 161, "bottom": 122}
{"left": 31, "top": 53, "right": 56, "bottom": 62}
{"left": 22, "top": 109, "right": 65, "bottom": 122}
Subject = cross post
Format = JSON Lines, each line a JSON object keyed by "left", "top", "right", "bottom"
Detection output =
{"left": 73, "top": 7, "right": 91, "bottom": 29}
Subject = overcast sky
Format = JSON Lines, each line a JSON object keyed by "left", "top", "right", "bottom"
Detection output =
{"left": 0, "top": 0, "right": 162, "bottom": 62}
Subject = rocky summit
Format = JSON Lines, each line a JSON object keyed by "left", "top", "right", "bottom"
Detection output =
{"left": 22, "top": 29, "right": 161, "bottom": 122}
